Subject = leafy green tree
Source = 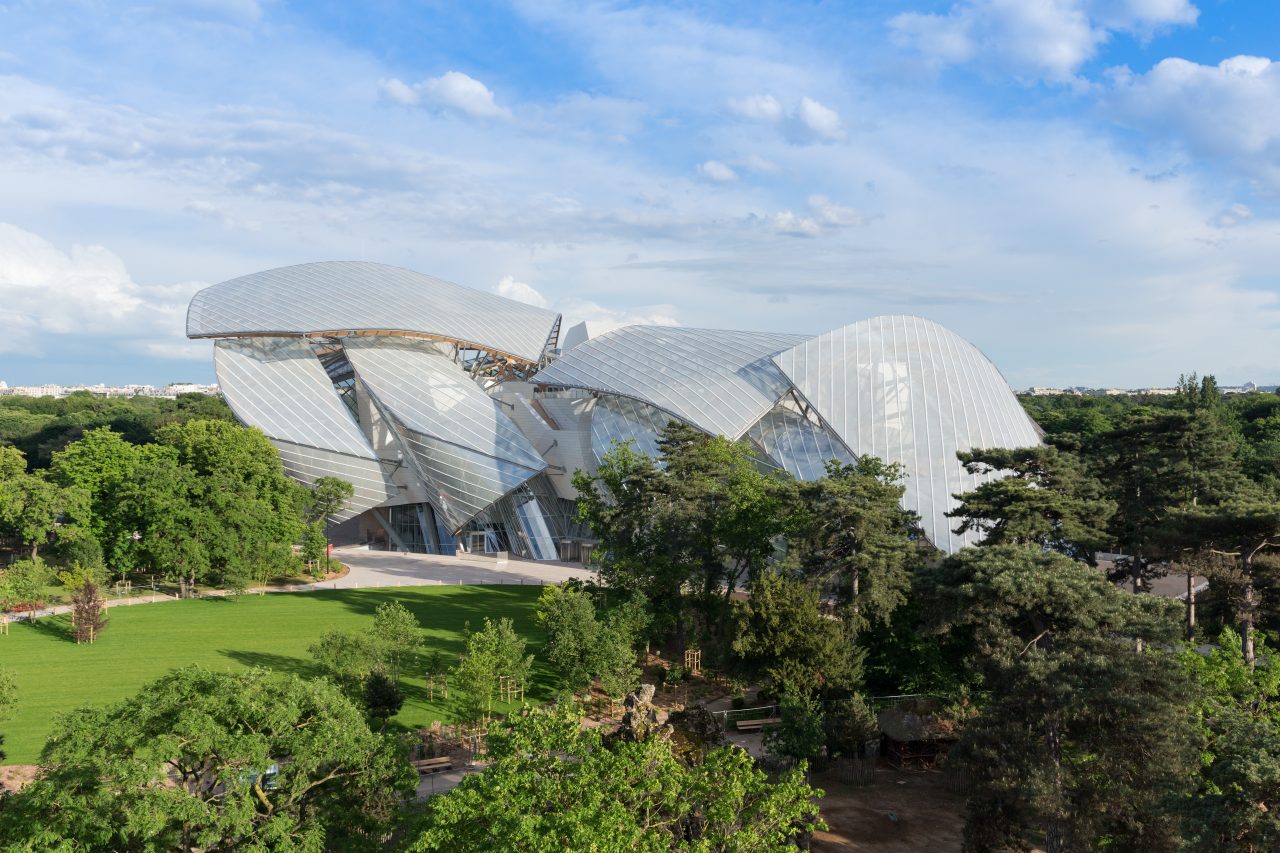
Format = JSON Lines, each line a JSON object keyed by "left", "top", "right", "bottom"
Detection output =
{"left": 0, "top": 557, "right": 53, "bottom": 610}
{"left": 575, "top": 422, "right": 789, "bottom": 654}
{"left": 824, "top": 694, "right": 880, "bottom": 759}
{"left": 764, "top": 690, "right": 826, "bottom": 766}
{"left": 310, "top": 628, "right": 380, "bottom": 695}
{"left": 0, "top": 667, "right": 415, "bottom": 851}
{"left": 369, "top": 601, "right": 423, "bottom": 684}
{"left": 159, "top": 419, "right": 306, "bottom": 592}
{"left": 787, "top": 457, "right": 924, "bottom": 629}
{"left": 300, "top": 521, "right": 328, "bottom": 574}
{"left": 1181, "top": 626, "right": 1280, "bottom": 725}
{"left": 0, "top": 470, "right": 89, "bottom": 559}
{"left": 593, "top": 624, "right": 642, "bottom": 705}
{"left": 309, "top": 602, "right": 423, "bottom": 694}
{"left": 1171, "top": 491, "right": 1280, "bottom": 664}
{"left": 573, "top": 441, "right": 677, "bottom": 634}
{"left": 948, "top": 445, "right": 1115, "bottom": 562}
{"left": 362, "top": 671, "right": 405, "bottom": 728}
{"left": 114, "top": 453, "right": 212, "bottom": 595}
{"left": 48, "top": 427, "right": 151, "bottom": 564}
{"left": 732, "top": 570, "right": 860, "bottom": 695}
{"left": 303, "top": 475, "right": 354, "bottom": 524}
{"left": 919, "top": 545, "right": 1198, "bottom": 852}
{"left": 454, "top": 617, "right": 533, "bottom": 722}
{"left": 410, "top": 704, "right": 824, "bottom": 852}
{"left": 656, "top": 423, "right": 790, "bottom": 643}
{"left": 536, "top": 583, "right": 600, "bottom": 692}
{"left": 1179, "top": 708, "right": 1280, "bottom": 852}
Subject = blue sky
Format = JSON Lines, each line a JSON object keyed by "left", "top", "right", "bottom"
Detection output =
{"left": 1, "top": 0, "right": 1278, "bottom": 388}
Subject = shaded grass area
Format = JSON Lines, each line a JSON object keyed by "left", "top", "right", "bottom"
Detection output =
{"left": 0, "top": 585, "right": 548, "bottom": 765}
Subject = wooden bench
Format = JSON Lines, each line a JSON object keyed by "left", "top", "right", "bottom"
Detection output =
{"left": 734, "top": 717, "right": 781, "bottom": 733}
{"left": 412, "top": 757, "right": 455, "bottom": 775}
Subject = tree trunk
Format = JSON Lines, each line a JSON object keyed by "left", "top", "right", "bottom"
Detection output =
{"left": 1242, "top": 578, "right": 1257, "bottom": 667}
{"left": 1044, "top": 714, "right": 1066, "bottom": 853}
{"left": 1131, "top": 554, "right": 1145, "bottom": 653}
{"left": 1186, "top": 570, "right": 1197, "bottom": 642}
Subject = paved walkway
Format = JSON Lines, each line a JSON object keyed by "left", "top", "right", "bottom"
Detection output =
{"left": 327, "top": 546, "right": 597, "bottom": 588}
{"left": 4, "top": 549, "right": 597, "bottom": 623}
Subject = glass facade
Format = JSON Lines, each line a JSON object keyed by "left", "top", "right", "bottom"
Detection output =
{"left": 191, "top": 260, "right": 1042, "bottom": 557}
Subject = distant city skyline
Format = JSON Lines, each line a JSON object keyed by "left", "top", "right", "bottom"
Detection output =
{"left": 1, "top": 1, "right": 1278, "bottom": 387}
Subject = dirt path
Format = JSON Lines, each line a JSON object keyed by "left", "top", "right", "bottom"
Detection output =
{"left": 811, "top": 765, "right": 966, "bottom": 852}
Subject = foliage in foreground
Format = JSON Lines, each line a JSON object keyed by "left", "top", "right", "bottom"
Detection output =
{"left": 0, "top": 667, "right": 416, "bottom": 852}
{"left": 919, "top": 545, "right": 1198, "bottom": 853}
{"left": 410, "top": 704, "right": 824, "bottom": 852}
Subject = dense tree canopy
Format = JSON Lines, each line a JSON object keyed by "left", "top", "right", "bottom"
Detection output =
{"left": 0, "top": 667, "right": 415, "bottom": 852}
{"left": 787, "top": 458, "right": 924, "bottom": 628}
{"left": 948, "top": 445, "right": 1114, "bottom": 562}
{"left": 0, "top": 391, "right": 234, "bottom": 470}
{"left": 410, "top": 704, "right": 824, "bottom": 852}
{"left": 919, "top": 545, "right": 1196, "bottom": 852}
{"left": 732, "top": 570, "right": 860, "bottom": 695}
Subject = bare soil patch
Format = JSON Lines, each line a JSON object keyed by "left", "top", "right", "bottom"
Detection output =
{"left": 0, "top": 764, "right": 36, "bottom": 794}
{"left": 811, "top": 764, "right": 965, "bottom": 852}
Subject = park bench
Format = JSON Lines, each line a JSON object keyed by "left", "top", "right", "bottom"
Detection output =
{"left": 734, "top": 717, "right": 781, "bottom": 733}
{"left": 412, "top": 757, "right": 455, "bottom": 775}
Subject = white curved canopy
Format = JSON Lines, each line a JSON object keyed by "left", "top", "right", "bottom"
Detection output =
{"left": 774, "top": 315, "right": 1042, "bottom": 554}
{"left": 534, "top": 325, "right": 808, "bottom": 440}
{"left": 188, "top": 261, "right": 561, "bottom": 364}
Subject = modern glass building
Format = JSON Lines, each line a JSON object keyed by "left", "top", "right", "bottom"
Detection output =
{"left": 187, "top": 261, "right": 1041, "bottom": 558}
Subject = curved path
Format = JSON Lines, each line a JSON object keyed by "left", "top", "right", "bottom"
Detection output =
{"left": 5, "top": 548, "right": 596, "bottom": 622}
{"left": 327, "top": 546, "right": 597, "bottom": 588}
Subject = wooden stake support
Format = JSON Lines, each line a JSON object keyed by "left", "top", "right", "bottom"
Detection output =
{"left": 684, "top": 648, "right": 701, "bottom": 675}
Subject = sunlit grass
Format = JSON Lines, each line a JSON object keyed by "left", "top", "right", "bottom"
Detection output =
{"left": 0, "top": 585, "right": 549, "bottom": 764}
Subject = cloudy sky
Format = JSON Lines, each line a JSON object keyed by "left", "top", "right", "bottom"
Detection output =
{"left": 1, "top": 0, "right": 1278, "bottom": 388}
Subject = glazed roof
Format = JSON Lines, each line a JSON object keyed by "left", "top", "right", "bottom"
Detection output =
{"left": 187, "top": 261, "right": 561, "bottom": 364}
{"left": 533, "top": 325, "right": 809, "bottom": 439}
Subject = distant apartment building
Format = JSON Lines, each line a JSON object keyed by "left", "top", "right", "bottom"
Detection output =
{"left": 0, "top": 382, "right": 219, "bottom": 399}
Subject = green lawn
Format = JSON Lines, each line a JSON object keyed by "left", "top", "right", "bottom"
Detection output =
{"left": 0, "top": 585, "right": 550, "bottom": 765}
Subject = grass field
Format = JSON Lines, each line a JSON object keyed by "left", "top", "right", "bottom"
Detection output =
{"left": 0, "top": 585, "right": 549, "bottom": 765}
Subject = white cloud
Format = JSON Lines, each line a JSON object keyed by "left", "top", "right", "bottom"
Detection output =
{"left": 771, "top": 196, "right": 863, "bottom": 236}
{"left": 889, "top": 0, "right": 1199, "bottom": 83}
{"left": 727, "top": 94, "right": 784, "bottom": 121}
{"left": 183, "top": 199, "right": 260, "bottom": 231}
{"left": 378, "top": 78, "right": 419, "bottom": 106}
{"left": 807, "top": 195, "right": 863, "bottom": 226}
{"left": 771, "top": 210, "right": 821, "bottom": 237}
{"left": 1210, "top": 203, "right": 1253, "bottom": 228}
{"left": 494, "top": 274, "right": 548, "bottom": 308}
{"left": 1089, "top": 0, "right": 1198, "bottom": 36}
{"left": 792, "top": 96, "right": 844, "bottom": 141}
{"left": 698, "top": 160, "right": 738, "bottom": 182}
{"left": 379, "top": 71, "right": 511, "bottom": 119}
{"left": 0, "top": 223, "right": 200, "bottom": 357}
{"left": 556, "top": 298, "right": 680, "bottom": 331}
{"left": 740, "top": 154, "right": 779, "bottom": 173}
{"left": 729, "top": 93, "right": 844, "bottom": 143}
{"left": 1106, "top": 55, "right": 1280, "bottom": 187}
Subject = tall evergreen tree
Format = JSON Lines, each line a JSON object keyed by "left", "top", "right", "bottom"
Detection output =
{"left": 948, "top": 445, "right": 1115, "bottom": 563}
{"left": 919, "top": 545, "right": 1197, "bottom": 852}
{"left": 787, "top": 457, "right": 924, "bottom": 629}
